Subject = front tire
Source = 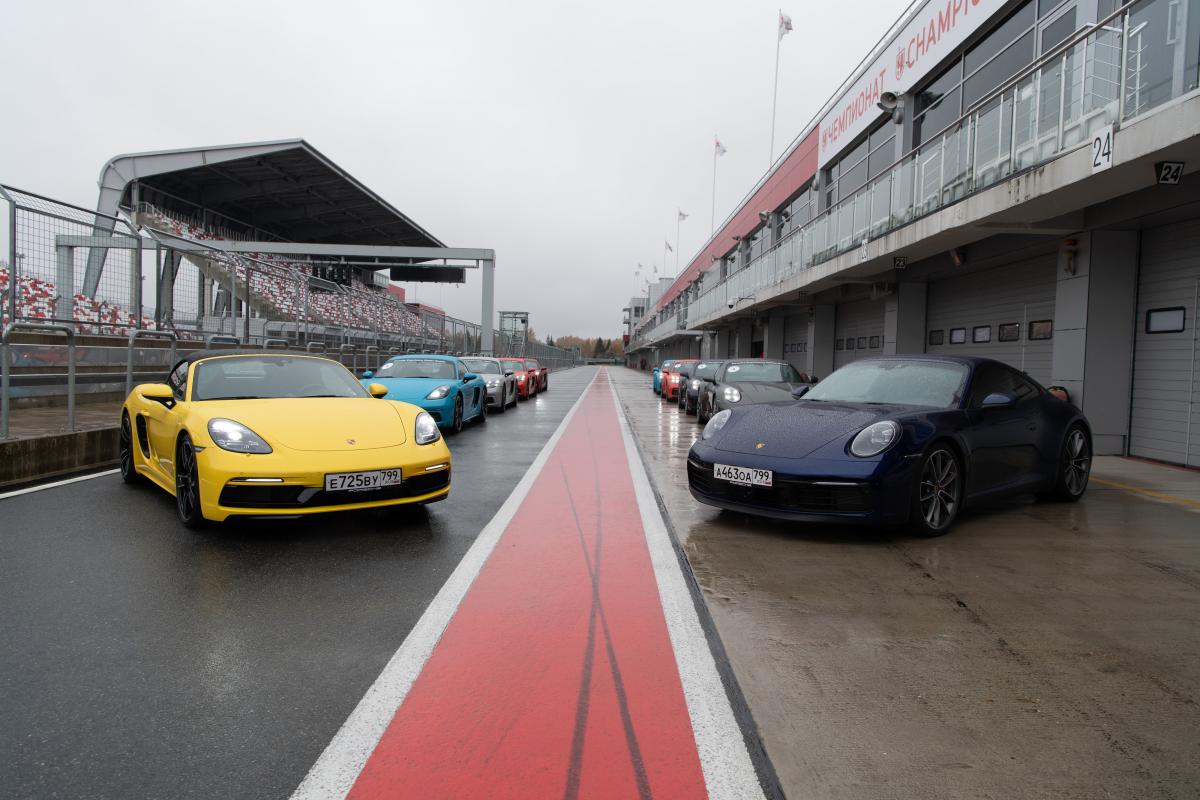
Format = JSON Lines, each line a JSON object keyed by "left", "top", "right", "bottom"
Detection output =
{"left": 495, "top": 388, "right": 507, "bottom": 414}
{"left": 119, "top": 412, "right": 140, "bottom": 484}
{"left": 1046, "top": 424, "right": 1091, "bottom": 502}
{"left": 478, "top": 393, "right": 488, "bottom": 424}
{"left": 451, "top": 395, "right": 464, "bottom": 433}
{"left": 909, "top": 445, "right": 962, "bottom": 537}
{"left": 175, "top": 434, "right": 206, "bottom": 529}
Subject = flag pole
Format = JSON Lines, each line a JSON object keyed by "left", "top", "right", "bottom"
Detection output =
{"left": 710, "top": 144, "right": 718, "bottom": 236}
{"left": 675, "top": 213, "right": 682, "bottom": 275}
{"left": 770, "top": 9, "right": 782, "bottom": 168}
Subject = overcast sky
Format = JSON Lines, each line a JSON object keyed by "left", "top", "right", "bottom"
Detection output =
{"left": 1, "top": 0, "right": 910, "bottom": 339}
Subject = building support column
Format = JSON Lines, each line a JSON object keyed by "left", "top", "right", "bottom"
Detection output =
{"left": 883, "top": 282, "right": 927, "bottom": 355}
{"left": 480, "top": 259, "right": 495, "bottom": 355}
{"left": 763, "top": 307, "right": 786, "bottom": 360}
{"left": 1078, "top": 231, "right": 1138, "bottom": 455}
{"left": 734, "top": 320, "right": 753, "bottom": 357}
{"left": 714, "top": 329, "right": 730, "bottom": 359}
{"left": 808, "top": 304, "right": 835, "bottom": 380}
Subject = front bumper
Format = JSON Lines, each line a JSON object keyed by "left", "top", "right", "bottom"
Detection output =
{"left": 484, "top": 385, "right": 504, "bottom": 405}
{"left": 685, "top": 444, "right": 912, "bottom": 524}
{"left": 196, "top": 441, "right": 453, "bottom": 522}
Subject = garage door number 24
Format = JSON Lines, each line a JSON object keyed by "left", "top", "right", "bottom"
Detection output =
{"left": 1091, "top": 126, "right": 1114, "bottom": 174}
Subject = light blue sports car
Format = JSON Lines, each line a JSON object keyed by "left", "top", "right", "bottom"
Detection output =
{"left": 362, "top": 354, "right": 487, "bottom": 433}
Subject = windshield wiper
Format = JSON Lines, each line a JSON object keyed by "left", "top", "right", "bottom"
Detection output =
{"left": 295, "top": 394, "right": 348, "bottom": 398}
{"left": 203, "top": 395, "right": 263, "bottom": 400}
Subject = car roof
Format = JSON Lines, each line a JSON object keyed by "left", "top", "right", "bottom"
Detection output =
{"left": 848, "top": 354, "right": 998, "bottom": 367}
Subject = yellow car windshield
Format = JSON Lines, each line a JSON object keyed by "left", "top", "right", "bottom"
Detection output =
{"left": 191, "top": 356, "right": 370, "bottom": 401}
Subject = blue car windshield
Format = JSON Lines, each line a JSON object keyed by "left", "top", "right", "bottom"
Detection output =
{"left": 805, "top": 360, "right": 968, "bottom": 408}
{"left": 379, "top": 359, "right": 458, "bottom": 379}
{"left": 192, "top": 356, "right": 369, "bottom": 400}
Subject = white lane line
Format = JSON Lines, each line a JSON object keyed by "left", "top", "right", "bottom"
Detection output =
{"left": 0, "top": 469, "right": 120, "bottom": 501}
{"left": 609, "top": 374, "right": 765, "bottom": 800}
{"left": 291, "top": 369, "right": 600, "bottom": 800}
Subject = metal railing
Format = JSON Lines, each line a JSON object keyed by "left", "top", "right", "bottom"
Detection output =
{"left": 2, "top": 322, "right": 76, "bottom": 437}
{"left": 630, "top": 0, "right": 1197, "bottom": 346}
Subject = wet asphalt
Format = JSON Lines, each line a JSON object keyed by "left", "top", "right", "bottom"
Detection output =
{"left": 0, "top": 367, "right": 596, "bottom": 800}
{"left": 610, "top": 367, "right": 1200, "bottom": 800}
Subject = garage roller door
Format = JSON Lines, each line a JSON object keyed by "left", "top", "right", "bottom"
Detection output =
{"left": 1130, "top": 219, "right": 1200, "bottom": 467}
{"left": 925, "top": 256, "right": 1056, "bottom": 384}
{"left": 833, "top": 298, "right": 884, "bottom": 369}
{"left": 783, "top": 311, "right": 809, "bottom": 373}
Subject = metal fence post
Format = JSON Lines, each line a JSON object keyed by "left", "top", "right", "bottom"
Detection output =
{"left": 126, "top": 329, "right": 178, "bottom": 396}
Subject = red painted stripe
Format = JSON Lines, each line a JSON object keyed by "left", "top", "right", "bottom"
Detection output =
{"left": 348, "top": 372, "right": 707, "bottom": 799}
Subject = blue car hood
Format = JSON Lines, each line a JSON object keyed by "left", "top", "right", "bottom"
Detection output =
{"left": 362, "top": 376, "right": 453, "bottom": 402}
{"left": 714, "top": 401, "right": 908, "bottom": 458}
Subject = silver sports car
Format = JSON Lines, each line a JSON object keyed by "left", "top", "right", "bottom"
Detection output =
{"left": 461, "top": 357, "right": 519, "bottom": 413}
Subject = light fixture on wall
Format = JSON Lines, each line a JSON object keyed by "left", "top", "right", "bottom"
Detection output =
{"left": 758, "top": 210, "right": 770, "bottom": 223}
{"left": 1061, "top": 238, "right": 1079, "bottom": 275}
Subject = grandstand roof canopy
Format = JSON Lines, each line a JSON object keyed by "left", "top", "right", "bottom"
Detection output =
{"left": 96, "top": 139, "right": 444, "bottom": 249}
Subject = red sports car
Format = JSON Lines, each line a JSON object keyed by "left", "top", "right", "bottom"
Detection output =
{"left": 501, "top": 357, "right": 537, "bottom": 399}
{"left": 662, "top": 359, "right": 698, "bottom": 402}
{"left": 525, "top": 358, "right": 548, "bottom": 392}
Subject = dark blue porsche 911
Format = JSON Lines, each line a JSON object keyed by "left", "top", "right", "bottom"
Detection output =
{"left": 687, "top": 356, "right": 1092, "bottom": 536}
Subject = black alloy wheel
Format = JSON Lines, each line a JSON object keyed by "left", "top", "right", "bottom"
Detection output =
{"left": 175, "top": 434, "right": 205, "bottom": 529}
{"left": 451, "top": 395, "right": 464, "bottom": 433}
{"left": 509, "top": 383, "right": 518, "bottom": 407}
{"left": 119, "top": 412, "right": 140, "bottom": 484}
{"left": 1048, "top": 424, "right": 1091, "bottom": 502}
{"left": 479, "top": 392, "right": 488, "bottom": 424}
{"left": 495, "top": 387, "right": 507, "bottom": 414}
{"left": 911, "top": 445, "right": 962, "bottom": 537}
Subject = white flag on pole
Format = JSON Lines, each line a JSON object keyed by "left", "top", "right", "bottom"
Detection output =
{"left": 778, "top": 10, "right": 793, "bottom": 41}
{"left": 665, "top": 239, "right": 673, "bottom": 253}
{"left": 678, "top": 210, "right": 689, "bottom": 221}
{"left": 714, "top": 137, "right": 727, "bottom": 156}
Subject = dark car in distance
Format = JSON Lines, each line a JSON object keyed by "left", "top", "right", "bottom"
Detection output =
{"left": 678, "top": 360, "right": 723, "bottom": 416}
{"left": 687, "top": 356, "right": 1091, "bottom": 536}
{"left": 696, "top": 359, "right": 807, "bottom": 423}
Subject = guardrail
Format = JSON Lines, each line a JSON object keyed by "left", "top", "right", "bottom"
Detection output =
{"left": 2, "top": 322, "right": 76, "bottom": 438}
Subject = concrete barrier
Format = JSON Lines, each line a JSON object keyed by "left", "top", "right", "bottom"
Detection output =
{"left": 0, "top": 426, "right": 118, "bottom": 489}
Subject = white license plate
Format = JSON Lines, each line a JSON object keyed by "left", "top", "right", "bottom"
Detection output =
{"left": 324, "top": 468, "right": 403, "bottom": 492}
{"left": 713, "top": 463, "right": 773, "bottom": 487}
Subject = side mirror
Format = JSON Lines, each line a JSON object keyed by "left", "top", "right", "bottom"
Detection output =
{"left": 368, "top": 382, "right": 388, "bottom": 398}
{"left": 981, "top": 392, "right": 1016, "bottom": 408}
{"left": 139, "top": 383, "right": 175, "bottom": 404}
{"left": 791, "top": 385, "right": 810, "bottom": 399}
{"left": 504, "top": 370, "right": 514, "bottom": 377}
{"left": 362, "top": 370, "right": 374, "bottom": 379}
{"left": 463, "top": 372, "right": 479, "bottom": 382}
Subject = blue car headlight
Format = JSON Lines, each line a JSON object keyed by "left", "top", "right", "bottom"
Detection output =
{"left": 207, "top": 418, "right": 272, "bottom": 454}
{"left": 702, "top": 409, "right": 731, "bottom": 440}
{"left": 426, "top": 384, "right": 452, "bottom": 400}
{"left": 414, "top": 411, "right": 441, "bottom": 445}
{"left": 850, "top": 421, "right": 899, "bottom": 457}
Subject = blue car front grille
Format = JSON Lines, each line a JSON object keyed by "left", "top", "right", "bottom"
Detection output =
{"left": 688, "top": 456, "right": 872, "bottom": 513}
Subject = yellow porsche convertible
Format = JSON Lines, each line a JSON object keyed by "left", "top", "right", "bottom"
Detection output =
{"left": 119, "top": 351, "right": 452, "bottom": 527}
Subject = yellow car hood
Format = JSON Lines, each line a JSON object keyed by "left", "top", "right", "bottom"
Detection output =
{"left": 201, "top": 398, "right": 407, "bottom": 451}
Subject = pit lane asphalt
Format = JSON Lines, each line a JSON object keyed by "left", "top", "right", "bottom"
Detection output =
{"left": 0, "top": 367, "right": 596, "bottom": 800}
